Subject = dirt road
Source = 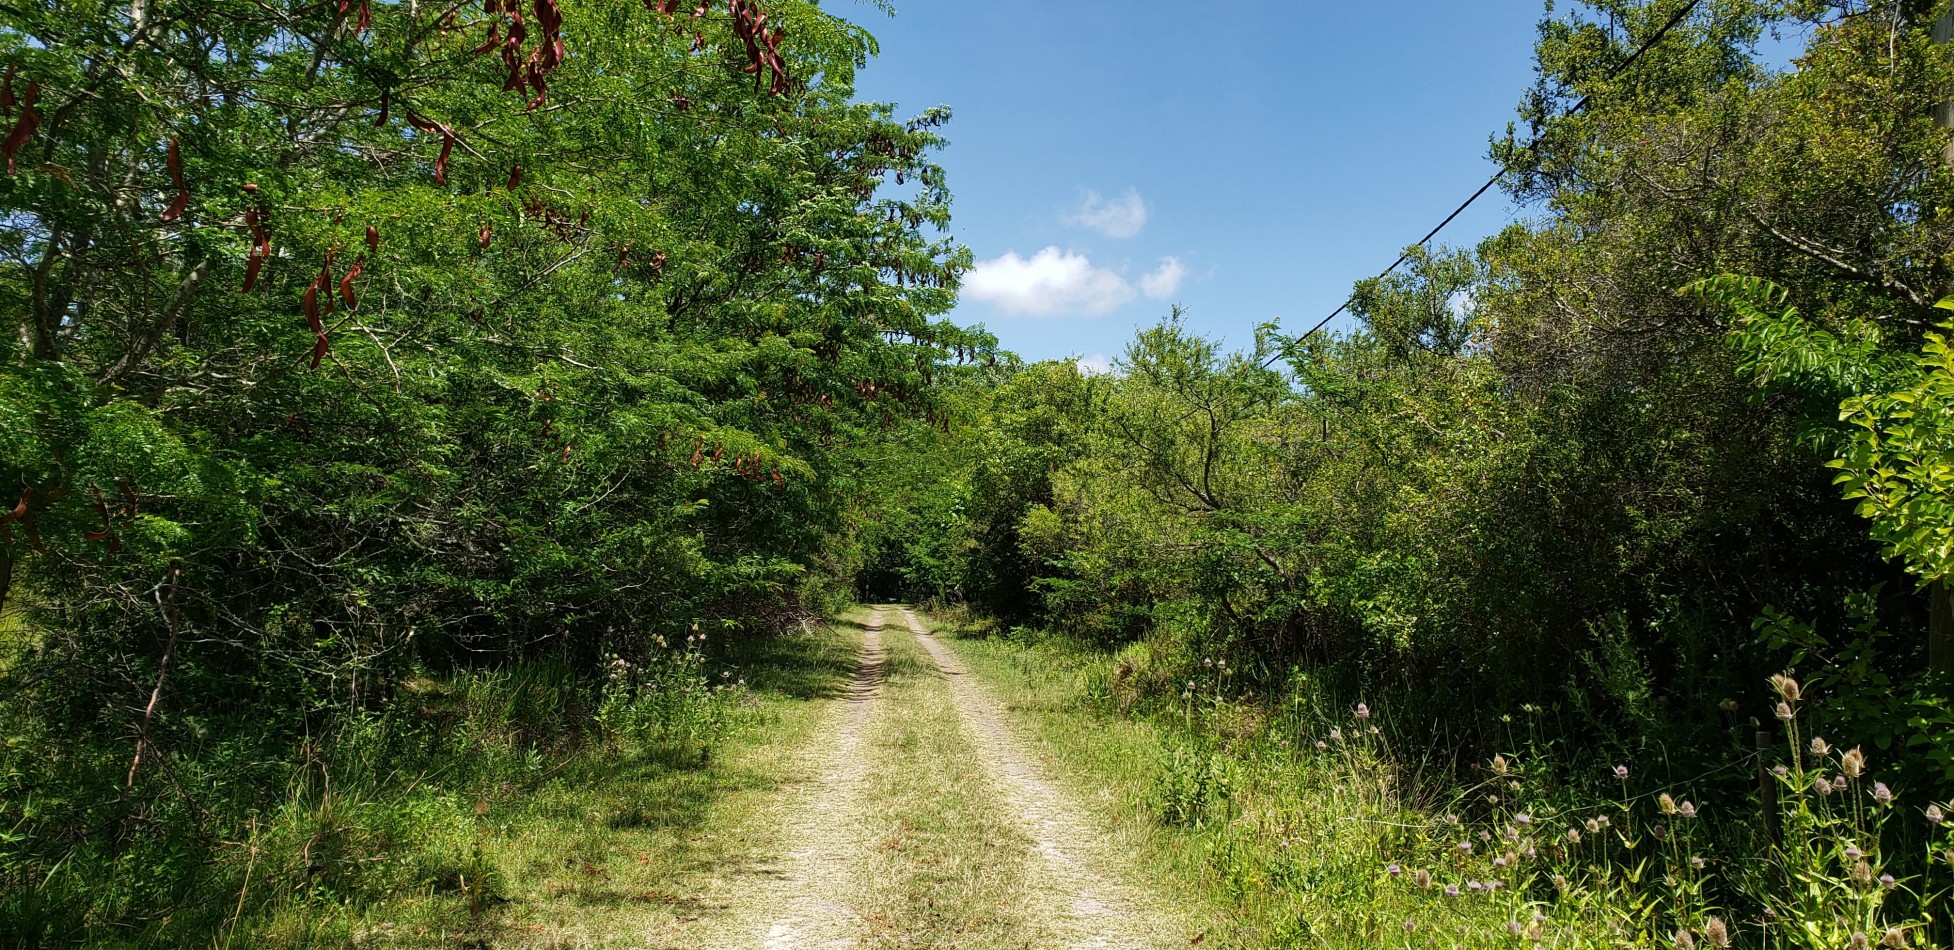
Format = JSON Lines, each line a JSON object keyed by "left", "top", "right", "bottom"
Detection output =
{"left": 659, "top": 606, "right": 1189, "bottom": 949}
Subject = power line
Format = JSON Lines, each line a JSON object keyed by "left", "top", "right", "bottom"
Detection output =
{"left": 1280, "top": 0, "right": 1707, "bottom": 355}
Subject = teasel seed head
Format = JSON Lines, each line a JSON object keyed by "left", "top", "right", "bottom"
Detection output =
{"left": 1704, "top": 917, "right": 1730, "bottom": 949}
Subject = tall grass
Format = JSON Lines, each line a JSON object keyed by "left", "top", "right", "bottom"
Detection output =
{"left": 0, "top": 633, "right": 745, "bottom": 947}
{"left": 938, "top": 611, "right": 1954, "bottom": 949}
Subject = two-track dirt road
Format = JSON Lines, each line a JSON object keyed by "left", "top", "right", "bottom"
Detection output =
{"left": 655, "top": 606, "right": 1191, "bottom": 949}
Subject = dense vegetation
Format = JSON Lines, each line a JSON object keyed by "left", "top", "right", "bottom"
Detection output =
{"left": 7, "top": 0, "right": 1954, "bottom": 946}
{"left": 0, "top": 0, "right": 990, "bottom": 941}
{"left": 859, "top": 1, "right": 1954, "bottom": 945}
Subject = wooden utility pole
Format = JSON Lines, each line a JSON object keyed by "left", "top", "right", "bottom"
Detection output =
{"left": 1934, "top": 6, "right": 1954, "bottom": 675}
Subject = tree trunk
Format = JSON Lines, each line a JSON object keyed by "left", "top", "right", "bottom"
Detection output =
{"left": 1932, "top": 578, "right": 1953, "bottom": 677}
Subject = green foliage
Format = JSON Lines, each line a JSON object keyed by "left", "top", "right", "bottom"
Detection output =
{"left": 0, "top": 0, "right": 994, "bottom": 936}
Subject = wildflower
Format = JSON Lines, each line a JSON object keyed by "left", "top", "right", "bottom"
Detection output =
{"left": 1880, "top": 873, "right": 1896, "bottom": 890}
{"left": 1874, "top": 783, "right": 1893, "bottom": 805}
{"left": 1815, "top": 775, "right": 1835, "bottom": 796}
{"left": 1487, "top": 794, "right": 1499, "bottom": 805}
{"left": 1719, "top": 698, "right": 1739, "bottom": 713}
{"left": 1507, "top": 921, "right": 1523, "bottom": 936}
{"left": 1355, "top": 703, "right": 1370, "bottom": 721}
{"left": 1812, "top": 738, "right": 1831, "bottom": 756}
{"left": 1651, "top": 824, "right": 1668, "bottom": 841}
{"left": 1691, "top": 856, "right": 1705, "bottom": 869}
{"left": 1846, "top": 845, "right": 1863, "bottom": 859}
{"left": 1329, "top": 728, "right": 1343, "bottom": 742}
{"left": 1492, "top": 754, "right": 1509, "bottom": 776}
{"left": 1675, "top": 926, "right": 1696, "bottom": 950}
{"left": 1851, "top": 932, "right": 1871, "bottom": 950}
{"left": 1883, "top": 927, "right": 1908, "bottom": 948}
{"left": 1515, "top": 812, "right": 1533, "bottom": 825}
{"left": 1553, "top": 874, "right": 1569, "bottom": 891}
{"left": 1445, "top": 813, "right": 1460, "bottom": 826}
{"left": 1369, "top": 725, "right": 1380, "bottom": 735}
{"left": 1467, "top": 881, "right": 1484, "bottom": 893}
{"left": 1926, "top": 804, "right": 1945, "bottom": 824}
{"left": 1842, "top": 747, "right": 1866, "bottom": 779}
{"left": 1596, "top": 814, "right": 1611, "bottom": 829}
{"left": 1586, "top": 818, "right": 1603, "bottom": 834}
{"left": 1773, "top": 765, "right": 1789, "bottom": 778}
{"left": 1704, "top": 917, "right": 1731, "bottom": 949}
{"left": 1678, "top": 801, "right": 1697, "bottom": 819}
{"left": 1315, "top": 740, "right": 1327, "bottom": 750}
{"left": 1386, "top": 863, "right": 1401, "bottom": 877}
{"left": 1613, "top": 764, "right": 1630, "bottom": 781}
{"left": 1413, "top": 868, "right": 1432, "bottom": 888}
{"left": 1445, "top": 884, "right": 1460, "bottom": 898}
{"left": 1494, "top": 855, "right": 1508, "bottom": 869}
{"left": 1660, "top": 793, "right": 1678, "bottom": 815}
{"left": 1852, "top": 861, "right": 1875, "bottom": 888}
{"left": 1773, "top": 674, "right": 1801, "bottom": 702}
{"left": 1457, "top": 841, "right": 1473, "bottom": 855}
{"left": 1566, "top": 828, "right": 1582, "bottom": 844}
{"left": 1403, "top": 921, "right": 1417, "bottom": 933}
{"left": 1775, "top": 702, "right": 1794, "bottom": 721}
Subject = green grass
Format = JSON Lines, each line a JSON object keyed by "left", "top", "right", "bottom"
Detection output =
{"left": 258, "top": 624, "right": 863, "bottom": 949}
{"left": 848, "top": 606, "right": 1054, "bottom": 946}
{"left": 931, "top": 616, "right": 1690, "bottom": 948}
{"left": 2, "top": 622, "right": 862, "bottom": 949}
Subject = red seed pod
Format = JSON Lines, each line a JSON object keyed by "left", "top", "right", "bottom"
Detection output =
{"left": 473, "top": 22, "right": 501, "bottom": 55}
{"left": 506, "top": 164, "right": 522, "bottom": 191}
{"left": 366, "top": 224, "right": 379, "bottom": 253}
{"left": 85, "top": 487, "right": 113, "bottom": 543}
{"left": 478, "top": 222, "right": 492, "bottom": 250}
{"left": 0, "top": 486, "right": 29, "bottom": 542}
{"left": 2, "top": 82, "right": 41, "bottom": 174}
{"left": 340, "top": 256, "right": 364, "bottom": 309}
{"left": 161, "top": 138, "right": 190, "bottom": 222}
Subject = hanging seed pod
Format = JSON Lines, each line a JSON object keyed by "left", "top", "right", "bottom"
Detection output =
{"left": 2, "top": 81, "right": 41, "bottom": 174}
{"left": 160, "top": 138, "right": 190, "bottom": 222}
{"left": 340, "top": 257, "right": 364, "bottom": 309}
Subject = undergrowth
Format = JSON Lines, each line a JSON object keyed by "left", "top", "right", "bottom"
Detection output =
{"left": 0, "top": 623, "right": 850, "bottom": 947}
{"left": 931, "top": 607, "right": 1954, "bottom": 949}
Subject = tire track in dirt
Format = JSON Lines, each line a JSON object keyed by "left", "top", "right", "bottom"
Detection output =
{"left": 896, "top": 608, "right": 1181, "bottom": 949}
{"left": 717, "top": 608, "right": 886, "bottom": 949}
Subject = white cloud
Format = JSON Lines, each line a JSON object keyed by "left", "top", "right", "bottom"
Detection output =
{"left": 963, "top": 247, "right": 1136, "bottom": 317}
{"left": 1067, "top": 188, "right": 1148, "bottom": 239}
{"left": 1075, "top": 353, "right": 1114, "bottom": 375}
{"left": 1139, "top": 256, "right": 1186, "bottom": 300}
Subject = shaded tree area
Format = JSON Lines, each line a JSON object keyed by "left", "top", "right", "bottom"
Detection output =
{"left": 0, "top": 0, "right": 994, "bottom": 939}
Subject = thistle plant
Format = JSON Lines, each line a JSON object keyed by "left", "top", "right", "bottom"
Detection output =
{"left": 1760, "top": 676, "right": 1941, "bottom": 950}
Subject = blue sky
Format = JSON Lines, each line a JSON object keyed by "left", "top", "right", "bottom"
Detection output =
{"left": 847, "top": 1, "right": 1551, "bottom": 367}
